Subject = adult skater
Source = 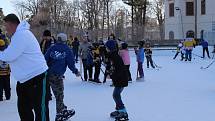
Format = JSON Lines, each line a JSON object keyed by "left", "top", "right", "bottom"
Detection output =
{"left": 79, "top": 34, "right": 93, "bottom": 81}
{"left": 45, "top": 33, "right": 80, "bottom": 121}
{"left": 184, "top": 34, "right": 196, "bottom": 61}
{"left": 1, "top": 14, "right": 50, "bottom": 121}
{"left": 200, "top": 39, "right": 210, "bottom": 59}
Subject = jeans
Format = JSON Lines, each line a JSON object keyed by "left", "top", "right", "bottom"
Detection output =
{"left": 185, "top": 50, "right": 192, "bottom": 61}
{"left": 138, "top": 62, "right": 144, "bottom": 78}
{"left": 113, "top": 87, "right": 125, "bottom": 110}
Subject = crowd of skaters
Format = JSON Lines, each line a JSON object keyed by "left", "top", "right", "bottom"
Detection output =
{"left": 0, "top": 13, "right": 140, "bottom": 121}
{"left": 2, "top": 13, "right": 215, "bottom": 121}
{"left": 173, "top": 33, "right": 213, "bottom": 61}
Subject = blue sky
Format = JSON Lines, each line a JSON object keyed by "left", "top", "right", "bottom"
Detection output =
{"left": 0, "top": 0, "right": 128, "bottom": 16}
{"left": 0, "top": 0, "right": 16, "bottom": 15}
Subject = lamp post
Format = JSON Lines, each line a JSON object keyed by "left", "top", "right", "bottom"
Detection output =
{"left": 194, "top": 0, "right": 197, "bottom": 39}
{"left": 175, "top": 7, "right": 184, "bottom": 39}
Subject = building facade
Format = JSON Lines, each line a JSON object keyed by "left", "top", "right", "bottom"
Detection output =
{"left": 165, "top": 0, "right": 215, "bottom": 43}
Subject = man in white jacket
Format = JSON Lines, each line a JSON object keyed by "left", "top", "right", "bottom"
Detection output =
{"left": 1, "top": 14, "right": 50, "bottom": 121}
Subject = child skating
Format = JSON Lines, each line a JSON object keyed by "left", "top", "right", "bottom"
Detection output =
{"left": 134, "top": 41, "right": 145, "bottom": 80}
{"left": 105, "top": 42, "right": 129, "bottom": 120}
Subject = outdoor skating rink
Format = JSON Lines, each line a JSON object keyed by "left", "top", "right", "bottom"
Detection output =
{"left": 0, "top": 46, "right": 215, "bottom": 121}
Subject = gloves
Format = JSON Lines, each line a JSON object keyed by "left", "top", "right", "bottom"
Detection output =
{"left": 75, "top": 71, "right": 81, "bottom": 77}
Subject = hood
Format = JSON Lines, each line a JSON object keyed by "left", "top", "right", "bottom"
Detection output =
{"left": 16, "top": 20, "right": 30, "bottom": 32}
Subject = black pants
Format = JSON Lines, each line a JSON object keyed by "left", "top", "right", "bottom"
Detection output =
{"left": 82, "top": 59, "right": 93, "bottom": 81}
{"left": 16, "top": 73, "right": 50, "bottom": 121}
{"left": 125, "top": 65, "right": 132, "bottom": 81}
{"left": 203, "top": 47, "right": 210, "bottom": 58}
{"left": 103, "top": 63, "right": 111, "bottom": 83}
{"left": 146, "top": 55, "right": 155, "bottom": 68}
{"left": 94, "top": 62, "right": 101, "bottom": 81}
{"left": 0, "top": 75, "right": 11, "bottom": 100}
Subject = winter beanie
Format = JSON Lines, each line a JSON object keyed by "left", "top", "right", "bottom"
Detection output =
{"left": 121, "top": 43, "right": 128, "bottom": 49}
{"left": 105, "top": 40, "right": 117, "bottom": 51}
{"left": 43, "top": 30, "right": 51, "bottom": 37}
{"left": 57, "top": 33, "right": 67, "bottom": 42}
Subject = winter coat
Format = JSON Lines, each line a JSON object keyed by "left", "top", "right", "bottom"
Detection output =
{"left": 109, "top": 52, "right": 128, "bottom": 87}
{"left": 119, "top": 49, "right": 130, "bottom": 65}
{"left": 79, "top": 42, "right": 92, "bottom": 59}
{"left": 45, "top": 42, "right": 78, "bottom": 76}
{"left": 201, "top": 40, "right": 209, "bottom": 48}
{"left": 72, "top": 40, "right": 80, "bottom": 51}
{"left": 105, "top": 39, "right": 118, "bottom": 52}
{"left": 135, "top": 48, "right": 145, "bottom": 63}
{"left": 0, "top": 20, "right": 48, "bottom": 83}
{"left": 144, "top": 48, "right": 152, "bottom": 57}
{"left": 40, "top": 38, "right": 55, "bottom": 54}
{"left": 184, "top": 38, "right": 196, "bottom": 50}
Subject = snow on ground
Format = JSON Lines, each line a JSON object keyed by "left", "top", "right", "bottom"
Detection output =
{"left": 0, "top": 46, "right": 215, "bottom": 121}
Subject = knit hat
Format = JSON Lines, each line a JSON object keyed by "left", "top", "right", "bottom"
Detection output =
{"left": 138, "top": 40, "right": 145, "bottom": 47}
{"left": 121, "top": 43, "right": 128, "bottom": 49}
{"left": 57, "top": 33, "right": 67, "bottom": 42}
{"left": 43, "top": 30, "right": 51, "bottom": 37}
{"left": 105, "top": 40, "right": 117, "bottom": 51}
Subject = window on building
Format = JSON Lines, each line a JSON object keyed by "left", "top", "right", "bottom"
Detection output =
{"left": 186, "top": 2, "right": 194, "bottom": 16}
{"left": 186, "top": 30, "right": 194, "bottom": 38}
{"left": 169, "top": 31, "right": 174, "bottom": 40}
{"left": 169, "top": 3, "right": 174, "bottom": 17}
{"left": 200, "top": 30, "right": 204, "bottom": 39}
{"left": 201, "top": 0, "right": 206, "bottom": 15}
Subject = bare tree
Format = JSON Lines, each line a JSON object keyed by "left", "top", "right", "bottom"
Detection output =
{"left": 123, "top": 0, "right": 150, "bottom": 41}
{"left": 151, "top": 0, "right": 164, "bottom": 40}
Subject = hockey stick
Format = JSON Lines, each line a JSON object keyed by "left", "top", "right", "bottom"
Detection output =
{"left": 136, "top": 66, "right": 139, "bottom": 80}
{"left": 200, "top": 59, "right": 215, "bottom": 69}
{"left": 79, "top": 58, "right": 84, "bottom": 81}
{"left": 100, "top": 67, "right": 105, "bottom": 74}
{"left": 192, "top": 53, "right": 202, "bottom": 58}
{"left": 153, "top": 61, "right": 162, "bottom": 68}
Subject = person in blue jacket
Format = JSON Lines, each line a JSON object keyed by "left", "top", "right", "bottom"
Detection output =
{"left": 45, "top": 33, "right": 80, "bottom": 121}
{"left": 135, "top": 41, "right": 145, "bottom": 80}
{"left": 200, "top": 39, "right": 210, "bottom": 58}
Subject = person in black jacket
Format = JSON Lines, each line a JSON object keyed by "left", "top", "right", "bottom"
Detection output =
{"left": 108, "top": 51, "right": 129, "bottom": 120}
{"left": 72, "top": 37, "right": 80, "bottom": 63}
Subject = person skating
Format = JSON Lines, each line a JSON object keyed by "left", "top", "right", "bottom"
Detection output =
{"left": 119, "top": 42, "right": 132, "bottom": 82}
{"left": 200, "top": 39, "right": 210, "bottom": 59}
{"left": 92, "top": 42, "right": 102, "bottom": 83}
{"left": 184, "top": 34, "right": 196, "bottom": 61}
{"left": 0, "top": 36, "right": 11, "bottom": 101}
{"left": 1, "top": 14, "right": 50, "bottom": 121}
{"left": 173, "top": 41, "right": 184, "bottom": 60}
{"left": 79, "top": 35, "right": 93, "bottom": 81}
{"left": 103, "top": 34, "right": 118, "bottom": 84}
{"left": 108, "top": 50, "right": 129, "bottom": 121}
{"left": 45, "top": 33, "right": 80, "bottom": 121}
{"left": 144, "top": 42, "right": 155, "bottom": 68}
{"left": 72, "top": 37, "right": 80, "bottom": 63}
{"left": 134, "top": 41, "right": 145, "bottom": 80}
{"left": 40, "top": 30, "right": 56, "bottom": 54}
